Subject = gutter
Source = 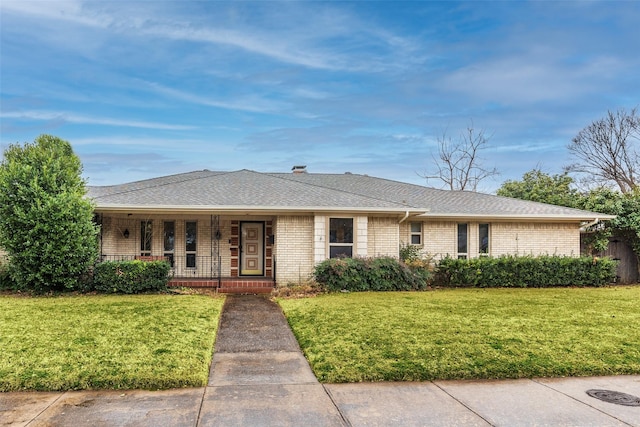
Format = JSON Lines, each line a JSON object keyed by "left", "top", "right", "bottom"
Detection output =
{"left": 92, "top": 204, "right": 426, "bottom": 215}
{"left": 581, "top": 217, "right": 601, "bottom": 230}
{"left": 398, "top": 211, "right": 410, "bottom": 224}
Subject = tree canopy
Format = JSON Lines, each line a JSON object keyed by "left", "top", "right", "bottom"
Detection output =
{"left": 423, "top": 123, "right": 498, "bottom": 191}
{"left": 497, "top": 169, "right": 581, "bottom": 208}
{"left": 567, "top": 107, "right": 639, "bottom": 193}
{"left": 0, "top": 135, "right": 99, "bottom": 292}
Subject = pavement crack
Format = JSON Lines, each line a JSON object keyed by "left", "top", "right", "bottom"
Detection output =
{"left": 432, "top": 381, "right": 496, "bottom": 427}
{"left": 194, "top": 387, "right": 208, "bottom": 427}
{"left": 322, "top": 384, "right": 352, "bottom": 427}
{"left": 25, "top": 391, "right": 66, "bottom": 427}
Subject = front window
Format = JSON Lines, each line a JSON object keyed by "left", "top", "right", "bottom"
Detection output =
{"left": 164, "top": 221, "right": 175, "bottom": 267}
{"left": 329, "top": 218, "right": 353, "bottom": 258}
{"left": 479, "top": 223, "right": 490, "bottom": 255}
{"left": 410, "top": 222, "right": 422, "bottom": 245}
{"left": 140, "top": 220, "right": 152, "bottom": 256}
{"left": 457, "top": 223, "right": 468, "bottom": 259}
{"left": 186, "top": 221, "right": 197, "bottom": 268}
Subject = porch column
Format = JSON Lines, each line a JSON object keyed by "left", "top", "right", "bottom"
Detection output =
{"left": 314, "top": 215, "right": 326, "bottom": 263}
{"left": 356, "top": 215, "right": 368, "bottom": 257}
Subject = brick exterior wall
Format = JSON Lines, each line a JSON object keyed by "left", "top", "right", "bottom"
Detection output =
{"left": 274, "top": 215, "right": 314, "bottom": 285}
{"left": 97, "top": 213, "right": 583, "bottom": 287}
{"left": 368, "top": 217, "right": 399, "bottom": 257}
{"left": 314, "top": 215, "right": 326, "bottom": 263}
{"left": 401, "top": 220, "right": 581, "bottom": 260}
{"left": 355, "top": 216, "right": 368, "bottom": 257}
{"left": 490, "top": 222, "right": 581, "bottom": 257}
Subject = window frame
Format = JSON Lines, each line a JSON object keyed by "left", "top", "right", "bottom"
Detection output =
{"left": 479, "top": 223, "right": 490, "bottom": 256}
{"left": 185, "top": 220, "right": 197, "bottom": 269}
{"left": 163, "top": 221, "right": 175, "bottom": 267}
{"left": 140, "top": 220, "right": 152, "bottom": 256}
{"left": 410, "top": 222, "right": 422, "bottom": 245}
{"left": 328, "top": 217, "right": 354, "bottom": 258}
{"left": 457, "top": 223, "right": 468, "bottom": 259}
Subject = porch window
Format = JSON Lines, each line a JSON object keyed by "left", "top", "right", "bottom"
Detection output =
{"left": 164, "top": 221, "right": 175, "bottom": 267}
{"left": 140, "top": 220, "right": 152, "bottom": 256}
{"left": 457, "top": 223, "right": 468, "bottom": 259}
{"left": 186, "top": 221, "right": 197, "bottom": 268}
{"left": 410, "top": 222, "right": 422, "bottom": 245}
{"left": 479, "top": 223, "right": 490, "bottom": 255}
{"left": 329, "top": 218, "right": 353, "bottom": 258}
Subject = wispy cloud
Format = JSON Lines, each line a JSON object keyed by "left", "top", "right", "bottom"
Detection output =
{"left": 1, "top": 0, "right": 418, "bottom": 72}
{"left": 1, "top": 111, "right": 195, "bottom": 130}
{"left": 139, "top": 81, "right": 285, "bottom": 113}
{"left": 439, "top": 51, "right": 623, "bottom": 105}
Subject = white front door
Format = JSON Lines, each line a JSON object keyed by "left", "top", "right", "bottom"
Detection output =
{"left": 240, "top": 222, "right": 264, "bottom": 276}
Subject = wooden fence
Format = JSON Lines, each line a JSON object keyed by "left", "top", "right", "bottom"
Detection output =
{"left": 581, "top": 235, "right": 639, "bottom": 284}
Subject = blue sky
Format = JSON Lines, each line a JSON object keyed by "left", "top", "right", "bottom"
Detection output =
{"left": 1, "top": 1, "right": 639, "bottom": 192}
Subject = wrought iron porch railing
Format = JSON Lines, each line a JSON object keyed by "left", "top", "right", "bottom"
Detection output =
{"left": 98, "top": 255, "right": 222, "bottom": 279}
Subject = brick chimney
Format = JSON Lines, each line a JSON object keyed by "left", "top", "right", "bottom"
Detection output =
{"left": 292, "top": 165, "right": 307, "bottom": 174}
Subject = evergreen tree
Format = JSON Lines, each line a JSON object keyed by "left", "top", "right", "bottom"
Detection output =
{"left": 0, "top": 135, "right": 99, "bottom": 292}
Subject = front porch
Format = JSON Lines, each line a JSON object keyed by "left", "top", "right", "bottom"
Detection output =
{"left": 99, "top": 255, "right": 276, "bottom": 294}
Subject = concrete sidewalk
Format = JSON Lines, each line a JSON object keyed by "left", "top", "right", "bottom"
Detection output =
{"left": 2, "top": 295, "right": 640, "bottom": 426}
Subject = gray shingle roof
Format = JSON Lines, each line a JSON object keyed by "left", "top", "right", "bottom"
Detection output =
{"left": 87, "top": 169, "right": 613, "bottom": 221}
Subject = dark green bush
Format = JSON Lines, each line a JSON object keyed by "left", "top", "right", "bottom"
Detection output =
{"left": 0, "top": 136, "right": 99, "bottom": 292}
{"left": 434, "top": 255, "right": 618, "bottom": 288}
{"left": 313, "top": 256, "right": 429, "bottom": 292}
{"left": 399, "top": 243, "right": 423, "bottom": 262}
{"left": 0, "top": 256, "right": 14, "bottom": 290}
{"left": 93, "top": 260, "right": 171, "bottom": 294}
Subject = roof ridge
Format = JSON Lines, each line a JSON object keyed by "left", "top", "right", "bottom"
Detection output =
{"left": 271, "top": 171, "right": 447, "bottom": 192}
{"left": 267, "top": 172, "right": 421, "bottom": 209}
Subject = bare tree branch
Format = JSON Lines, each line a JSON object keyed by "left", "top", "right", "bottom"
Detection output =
{"left": 422, "top": 123, "right": 499, "bottom": 191}
{"left": 567, "top": 107, "right": 639, "bottom": 193}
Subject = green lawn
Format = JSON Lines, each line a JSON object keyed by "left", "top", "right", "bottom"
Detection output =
{"left": 0, "top": 294, "right": 224, "bottom": 391}
{"left": 278, "top": 287, "right": 640, "bottom": 383}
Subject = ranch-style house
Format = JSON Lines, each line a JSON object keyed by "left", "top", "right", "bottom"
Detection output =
{"left": 87, "top": 166, "right": 615, "bottom": 292}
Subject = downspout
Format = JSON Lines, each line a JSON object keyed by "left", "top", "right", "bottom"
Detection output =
{"left": 398, "top": 211, "right": 410, "bottom": 224}
{"left": 582, "top": 217, "right": 601, "bottom": 230}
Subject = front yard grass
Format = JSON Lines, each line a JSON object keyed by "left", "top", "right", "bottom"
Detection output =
{"left": 0, "top": 294, "right": 224, "bottom": 391}
{"left": 278, "top": 287, "right": 640, "bottom": 383}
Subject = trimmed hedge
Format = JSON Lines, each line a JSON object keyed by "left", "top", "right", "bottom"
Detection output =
{"left": 313, "top": 256, "right": 429, "bottom": 292}
{"left": 0, "top": 257, "right": 12, "bottom": 290}
{"left": 434, "top": 255, "right": 618, "bottom": 288}
{"left": 93, "top": 260, "right": 171, "bottom": 294}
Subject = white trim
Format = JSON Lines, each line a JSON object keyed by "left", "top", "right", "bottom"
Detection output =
{"left": 417, "top": 213, "right": 616, "bottom": 221}
{"left": 93, "top": 205, "right": 427, "bottom": 215}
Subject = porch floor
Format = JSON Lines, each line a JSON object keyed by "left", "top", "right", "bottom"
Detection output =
{"left": 169, "top": 277, "right": 275, "bottom": 294}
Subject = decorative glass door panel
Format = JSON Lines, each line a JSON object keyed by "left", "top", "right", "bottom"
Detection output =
{"left": 240, "top": 222, "right": 264, "bottom": 276}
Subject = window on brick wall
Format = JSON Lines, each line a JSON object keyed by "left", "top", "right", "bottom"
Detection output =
{"left": 186, "top": 221, "right": 197, "bottom": 268}
{"left": 410, "top": 222, "right": 422, "bottom": 245}
{"left": 479, "top": 223, "right": 490, "bottom": 256}
{"left": 457, "top": 223, "right": 468, "bottom": 259}
{"left": 164, "top": 221, "right": 175, "bottom": 267}
{"left": 140, "top": 220, "right": 152, "bottom": 256}
{"left": 329, "top": 218, "right": 353, "bottom": 258}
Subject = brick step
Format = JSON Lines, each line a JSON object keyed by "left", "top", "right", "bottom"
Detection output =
{"left": 218, "top": 287, "right": 273, "bottom": 294}
{"left": 169, "top": 278, "right": 275, "bottom": 294}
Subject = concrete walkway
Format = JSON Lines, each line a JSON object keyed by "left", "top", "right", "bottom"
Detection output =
{"left": 2, "top": 294, "right": 640, "bottom": 426}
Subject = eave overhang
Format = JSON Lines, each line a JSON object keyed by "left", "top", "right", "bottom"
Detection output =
{"left": 92, "top": 204, "right": 427, "bottom": 217}
{"left": 417, "top": 212, "right": 617, "bottom": 222}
